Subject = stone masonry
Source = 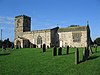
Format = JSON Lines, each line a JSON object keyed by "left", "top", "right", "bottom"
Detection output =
{"left": 14, "top": 15, "right": 90, "bottom": 48}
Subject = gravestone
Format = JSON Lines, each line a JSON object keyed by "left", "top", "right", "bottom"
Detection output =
{"left": 86, "top": 48, "right": 89, "bottom": 60}
{"left": 75, "top": 48, "right": 79, "bottom": 64}
{"left": 83, "top": 48, "right": 86, "bottom": 61}
{"left": 66, "top": 46, "right": 69, "bottom": 55}
{"left": 95, "top": 44, "right": 97, "bottom": 53}
{"left": 41, "top": 45, "right": 42, "bottom": 48}
{"left": 53, "top": 46, "right": 57, "bottom": 56}
{"left": 89, "top": 46, "right": 93, "bottom": 54}
{"left": 83, "top": 47, "right": 89, "bottom": 61}
{"left": 11, "top": 43, "right": 14, "bottom": 49}
{"left": 58, "top": 47, "right": 62, "bottom": 55}
{"left": 47, "top": 46, "right": 49, "bottom": 49}
{"left": 87, "top": 48, "right": 90, "bottom": 59}
{"left": 2, "top": 44, "right": 6, "bottom": 52}
{"left": 43, "top": 44, "right": 46, "bottom": 52}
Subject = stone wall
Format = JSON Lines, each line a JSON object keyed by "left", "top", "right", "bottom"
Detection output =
{"left": 15, "top": 15, "right": 31, "bottom": 39}
{"left": 14, "top": 38, "right": 24, "bottom": 48}
{"left": 58, "top": 26, "right": 88, "bottom": 47}
{"left": 23, "top": 32, "right": 33, "bottom": 44}
{"left": 14, "top": 26, "right": 89, "bottom": 48}
{"left": 22, "top": 30, "right": 51, "bottom": 48}
{"left": 14, "top": 15, "right": 90, "bottom": 48}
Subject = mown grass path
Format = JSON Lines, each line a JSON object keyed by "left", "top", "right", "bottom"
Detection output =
{"left": 0, "top": 47, "right": 100, "bottom": 75}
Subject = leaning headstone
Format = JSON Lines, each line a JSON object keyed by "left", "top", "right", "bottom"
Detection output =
{"left": 75, "top": 48, "right": 79, "bottom": 64}
{"left": 66, "top": 46, "right": 69, "bottom": 55}
{"left": 43, "top": 44, "right": 46, "bottom": 52}
{"left": 58, "top": 47, "right": 62, "bottom": 55}
{"left": 53, "top": 46, "right": 57, "bottom": 56}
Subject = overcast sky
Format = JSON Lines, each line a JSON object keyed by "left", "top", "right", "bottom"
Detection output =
{"left": 0, "top": 0, "right": 100, "bottom": 41}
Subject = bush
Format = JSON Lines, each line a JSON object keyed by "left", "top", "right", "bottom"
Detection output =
{"left": 94, "top": 37, "right": 100, "bottom": 46}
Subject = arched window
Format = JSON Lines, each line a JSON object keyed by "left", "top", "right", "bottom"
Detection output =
{"left": 37, "top": 35, "right": 42, "bottom": 44}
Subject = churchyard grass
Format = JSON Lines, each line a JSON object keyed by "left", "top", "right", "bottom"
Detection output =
{"left": 0, "top": 47, "right": 100, "bottom": 75}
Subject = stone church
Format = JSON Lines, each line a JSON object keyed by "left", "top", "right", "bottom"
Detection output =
{"left": 14, "top": 15, "right": 90, "bottom": 48}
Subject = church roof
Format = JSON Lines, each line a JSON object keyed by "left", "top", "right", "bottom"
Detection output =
{"left": 58, "top": 26, "right": 87, "bottom": 32}
{"left": 30, "top": 26, "right": 88, "bottom": 32}
{"left": 32, "top": 29, "right": 50, "bottom": 32}
{"left": 15, "top": 15, "right": 31, "bottom": 18}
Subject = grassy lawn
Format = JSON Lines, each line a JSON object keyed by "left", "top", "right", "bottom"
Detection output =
{"left": 0, "top": 47, "right": 100, "bottom": 75}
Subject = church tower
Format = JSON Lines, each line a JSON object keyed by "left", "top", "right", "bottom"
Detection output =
{"left": 14, "top": 15, "right": 31, "bottom": 39}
